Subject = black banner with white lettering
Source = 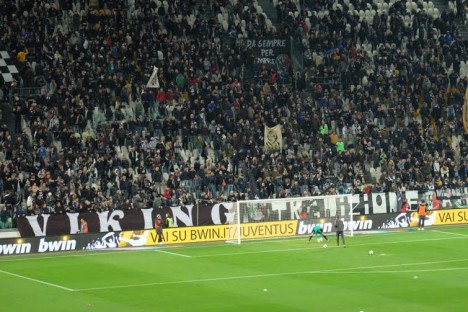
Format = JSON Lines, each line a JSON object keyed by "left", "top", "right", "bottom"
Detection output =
{"left": 17, "top": 203, "right": 234, "bottom": 237}
{"left": 16, "top": 189, "right": 468, "bottom": 238}
{"left": 245, "top": 38, "right": 291, "bottom": 73}
{"left": 7, "top": 209, "right": 468, "bottom": 255}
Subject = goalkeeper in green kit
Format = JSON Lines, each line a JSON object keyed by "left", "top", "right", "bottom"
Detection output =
{"left": 308, "top": 223, "right": 329, "bottom": 243}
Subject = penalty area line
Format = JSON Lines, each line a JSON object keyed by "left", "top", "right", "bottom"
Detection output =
{"left": 0, "top": 269, "right": 75, "bottom": 291}
{"left": 328, "top": 267, "right": 468, "bottom": 274}
{"left": 189, "top": 236, "right": 467, "bottom": 258}
{"left": 71, "top": 258, "right": 468, "bottom": 292}
{"left": 431, "top": 229, "right": 468, "bottom": 237}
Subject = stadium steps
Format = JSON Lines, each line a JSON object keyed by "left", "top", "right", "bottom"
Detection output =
{"left": 256, "top": 0, "right": 304, "bottom": 79}
{"left": 0, "top": 99, "right": 15, "bottom": 142}
{"left": 430, "top": 0, "right": 468, "bottom": 41}
{"left": 431, "top": 118, "right": 439, "bottom": 140}
{"left": 20, "top": 117, "right": 33, "bottom": 144}
{"left": 256, "top": 0, "right": 278, "bottom": 25}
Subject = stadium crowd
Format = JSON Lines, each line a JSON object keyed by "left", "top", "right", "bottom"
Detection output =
{"left": 0, "top": 0, "right": 467, "bottom": 228}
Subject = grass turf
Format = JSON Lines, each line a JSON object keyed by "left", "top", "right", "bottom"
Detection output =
{"left": 1, "top": 226, "right": 468, "bottom": 312}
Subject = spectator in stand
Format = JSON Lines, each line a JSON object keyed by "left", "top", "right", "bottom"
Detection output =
{"left": 0, "top": 206, "right": 12, "bottom": 229}
{"left": 80, "top": 218, "right": 88, "bottom": 234}
{"left": 16, "top": 47, "right": 28, "bottom": 64}
{"left": 401, "top": 199, "right": 410, "bottom": 213}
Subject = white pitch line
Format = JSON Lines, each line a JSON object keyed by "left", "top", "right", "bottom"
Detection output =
{"left": 325, "top": 258, "right": 468, "bottom": 272}
{"left": 157, "top": 249, "right": 192, "bottom": 258}
{"left": 190, "top": 236, "right": 468, "bottom": 258}
{"left": 72, "top": 258, "right": 468, "bottom": 292}
{"left": 0, "top": 269, "right": 75, "bottom": 291}
{"left": 329, "top": 267, "right": 468, "bottom": 274}
{"left": 190, "top": 247, "right": 317, "bottom": 258}
{"left": 431, "top": 229, "right": 468, "bottom": 237}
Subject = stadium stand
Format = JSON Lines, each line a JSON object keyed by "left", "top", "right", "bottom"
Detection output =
{"left": 0, "top": 0, "right": 466, "bottom": 228}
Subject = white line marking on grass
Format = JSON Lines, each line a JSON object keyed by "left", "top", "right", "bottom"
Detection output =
{"left": 431, "top": 230, "right": 468, "bottom": 237}
{"left": 328, "top": 267, "right": 468, "bottom": 274}
{"left": 328, "top": 258, "right": 468, "bottom": 272}
{"left": 0, "top": 269, "right": 75, "bottom": 291}
{"left": 72, "top": 258, "right": 468, "bottom": 292}
{"left": 157, "top": 250, "right": 192, "bottom": 258}
{"left": 191, "top": 247, "right": 316, "bottom": 257}
{"left": 190, "top": 236, "right": 468, "bottom": 258}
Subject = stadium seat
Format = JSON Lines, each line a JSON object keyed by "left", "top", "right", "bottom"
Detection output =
{"left": 404, "top": 15, "right": 411, "bottom": 27}
{"left": 179, "top": 149, "right": 188, "bottom": 163}
{"left": 422, "top": 1, "right": 428, "bottom": 10}
{"left": 217, "top": 13, "right": 224, "bottom": 25}
{"left": 447, "top": 1, "right": 456, "bottom": 15}
{"left": 146, "top": 173, "right": 153, "bottom": 182}
{"left": 405, "top": 1, "right": 412, "bottom": 12}
{"left": 427, "top": 7, "right": 435, "bottom": 18}
{"left": 377, "top": 2, "right": 383, "bottom": 11}
{"left": 222, "top": 20, "right": 229, "bottom": 31}
{"left": 382, "top": 2, "right": 389, "bottom": 11}
{"left": 187, "top": 14, "right": 196, "bottom": 27}
{"left": 460, "top": 67, "right": 467, "bottom": 79}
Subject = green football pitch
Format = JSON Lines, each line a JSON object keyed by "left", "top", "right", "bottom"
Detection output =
{"left": 1, "top": 226, "right": 468, "bottom": 312}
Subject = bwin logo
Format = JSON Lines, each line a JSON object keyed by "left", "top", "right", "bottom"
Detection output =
{"left": 0, "top": 242, "right": 32, "bottom": 255}
{"left": 38, "top": 238, "right": 77, "bottom": 253}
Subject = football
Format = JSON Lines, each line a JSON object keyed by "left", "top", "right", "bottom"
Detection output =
{"left": 323, "top": 244, "right": 328, "bottom": 248}
{"left": 369, "top": 250, "right": 374, "bottom": 255}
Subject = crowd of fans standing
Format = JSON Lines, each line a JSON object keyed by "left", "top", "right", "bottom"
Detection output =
{"left": 0, "top": 0, "right": 467, "bottom": 229}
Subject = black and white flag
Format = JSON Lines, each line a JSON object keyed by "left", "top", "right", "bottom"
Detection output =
{"left": 146, "top": 66, "right": 160, "bottom": 89}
